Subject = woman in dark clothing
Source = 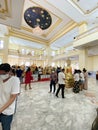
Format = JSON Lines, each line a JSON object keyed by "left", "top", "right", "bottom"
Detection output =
{"left": 73, "top": 69, "right": 80, "bottom": 93}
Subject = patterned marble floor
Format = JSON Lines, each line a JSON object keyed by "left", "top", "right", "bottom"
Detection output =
{"left": 11, "top": 78, "right": 98, "bottom": 130}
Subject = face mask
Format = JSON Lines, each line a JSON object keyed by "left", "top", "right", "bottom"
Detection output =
{"left": 0, "top": 74, "right": 9, "bottom": 80}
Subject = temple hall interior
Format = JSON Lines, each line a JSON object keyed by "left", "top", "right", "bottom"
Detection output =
{"left": 0, "top": 0, "right": 98, "bottom": 130}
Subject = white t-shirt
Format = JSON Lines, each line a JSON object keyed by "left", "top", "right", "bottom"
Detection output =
{"left": 74, "top": 73, "right": 79, "bottom": 81}
{"left": 58, "top": 72, "right": 65, "bottom": 84}
{"left": 80, "top": 72, "right": 84, "bottom": 81}
{"left": 0, "top": 76, "right": 20, "bottom": 115}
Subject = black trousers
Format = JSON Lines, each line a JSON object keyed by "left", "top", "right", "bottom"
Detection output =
{"left": 56, "top": 84, "right": 65, "bottom": 98}
{"left": 50, "top": 80, "right": 56, "bottom": 93}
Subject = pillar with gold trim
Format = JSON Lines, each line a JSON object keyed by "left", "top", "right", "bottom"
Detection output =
{"left": 65, "top": 58, "right": 74, "bottom": 88}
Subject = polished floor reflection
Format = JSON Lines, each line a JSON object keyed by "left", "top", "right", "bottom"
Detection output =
{"left": 11, "top": 78, "right": 98, "bottom": 130}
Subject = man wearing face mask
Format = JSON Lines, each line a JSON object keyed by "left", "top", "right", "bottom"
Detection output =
{"left": 0, "top": 63, "right": 20, "bottom": 130}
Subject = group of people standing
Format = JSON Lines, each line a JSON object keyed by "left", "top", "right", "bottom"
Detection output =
{"left": 0, "top": 62, "right": 88, "bottom": 130}
{"left": 49, "top": 67, "right": 88, "bottom": 98}
{"left": 73, "top": 68, "right": 88, "bottom": 93}
{"left": 49, "top": 68, "right": 66, "bottom": 98}
{"left": 12, "top": 66, "right": 33, "bottom": 90}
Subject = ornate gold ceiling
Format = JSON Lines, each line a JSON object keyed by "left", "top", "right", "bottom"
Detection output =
{"left": 0, "top": 0, "right": 11, "bottom": 19}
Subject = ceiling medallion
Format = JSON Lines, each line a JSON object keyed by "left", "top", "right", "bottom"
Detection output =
{"left": 24, "top": 6, "right": 52, "bottom": 30}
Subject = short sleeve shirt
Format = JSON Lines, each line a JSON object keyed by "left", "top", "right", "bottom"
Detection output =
{"left": 74, "top": 73, "right": 79, "bottom": 81}
{"left": 58, "top": 72, "right": 65, "bottom": 84}
{"left": 0, "top": 76, "right": 20, "bottom": 115}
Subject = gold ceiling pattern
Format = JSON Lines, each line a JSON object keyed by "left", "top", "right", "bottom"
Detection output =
{"left": 11, "top": 0, "right": 76, "bottom": 45}
{"left": 71, "top": 0, "right": 98, "bottom": 14}
{"left": 0, "top": 0, "right": 11, "bottom": 19}
{"left": 24, "top": 6, "right": 52, "bottom": 30}
{"left": 1, "top": 0, "right": 98, "bottom": 51}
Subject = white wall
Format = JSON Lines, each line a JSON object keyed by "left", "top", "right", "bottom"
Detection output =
{"left": 86, "top": 56, "right": 98, "bottom": 71}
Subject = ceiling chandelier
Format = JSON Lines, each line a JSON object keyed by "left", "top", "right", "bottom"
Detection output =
{"left": 24, "top": 7, "right": 52, "bottom": 34}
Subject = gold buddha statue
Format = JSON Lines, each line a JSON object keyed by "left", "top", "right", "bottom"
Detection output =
{"left": 65, "top": 58, "right": 74, "bottom": 88}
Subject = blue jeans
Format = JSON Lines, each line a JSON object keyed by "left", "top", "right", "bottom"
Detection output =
{"left": 50, "top": 80, "right": 56, "bottom": 93}
{"left": 0, "top": 113, "right": 13, "bottom": 130}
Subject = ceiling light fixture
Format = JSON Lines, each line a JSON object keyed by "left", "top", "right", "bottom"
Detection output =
{"left": 24, "top": 7, "right": 52, "bottom": 34}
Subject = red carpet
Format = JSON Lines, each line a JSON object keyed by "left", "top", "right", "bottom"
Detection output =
{"left": 22, "top": 78, "right": 50, "bottom": 84}
{"left": 32, "top": 78, "right": 50, "bottom": 82}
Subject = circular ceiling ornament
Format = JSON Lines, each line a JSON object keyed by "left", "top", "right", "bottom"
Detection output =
{"left": 24, "top": 7, "right": 52, "bottom": 30}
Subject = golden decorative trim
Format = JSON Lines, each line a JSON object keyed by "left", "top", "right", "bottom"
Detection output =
{"left": 0, "top": 0, "right": 12, "bottom": 18}
{"left": 21, "top": 26, "right": 32, "bottom": 32}
{"left": 8, "top": 0, "right": 78, "bottom": 47}
{"left": 45, "top": 0, "right": 74, "bottom": 21}
{"left": 23, "top": 0, "right": 63, "bottom": 38}
{"left": 75, "top": 26, "right": 98, "bottom": 40}
{"left": 29, "top": 0, "right": 61, "bottom": 19}
{"left": 71, "top": 0, "right": 98, "bottom": 14}
{"left": 11, "top": 21, "right": 78, "bottom": 46}
{"left": 49, "top": 21, "right": 78, "bottom": 44}
{"left": 41, "top": 19, "right": 62, "bottom": 37}
{"left": 78, "top": 21, "right": 88, "bottom": 26}
{"left": 9, "top": 29, "right": 49, "bottom": 45}
{"left": 0, "top": 0, "right": 8, "bottom": 13}
{"left": 22, "top": 18, "right": 62, "bottom": 38}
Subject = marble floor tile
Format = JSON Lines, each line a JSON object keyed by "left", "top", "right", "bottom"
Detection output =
{"left": 11, "top": 78, "right": 98, "bottom": 130}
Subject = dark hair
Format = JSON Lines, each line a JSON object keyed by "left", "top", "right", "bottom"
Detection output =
{"left": 83, "top": 68, "right": 87, "bottom": 72}
{"left": 74, "top": 69, "right": 78, "bottom": 74}
{"left": 11, "top": 69, "right": 16, "bottom": 76}
{"left": 78, "top": 69, "right": 81, "bottom": 73}
{"left": 0, "top": 63, "right": 11, "bottom": 72}
{"left": 62, "top": 68, "right": 65, "bottom": 72}
{"left": 26, "top": 67, "right": 31, "bottom": 73}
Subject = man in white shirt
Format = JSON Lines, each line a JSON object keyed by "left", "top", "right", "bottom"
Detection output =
{"left": 55, "top": 69, "right": 65, "bottom": 98}
{"left": 0, "top": 63, "right": 20, "bottom": 130}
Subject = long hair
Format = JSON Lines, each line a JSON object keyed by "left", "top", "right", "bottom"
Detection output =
{"left": 26, "top": 67, "right": 31, "bottom": 73}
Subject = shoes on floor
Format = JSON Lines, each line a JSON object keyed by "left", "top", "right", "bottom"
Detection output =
{"left": 55, "top": 95, "right": 59, "bottom": 98}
